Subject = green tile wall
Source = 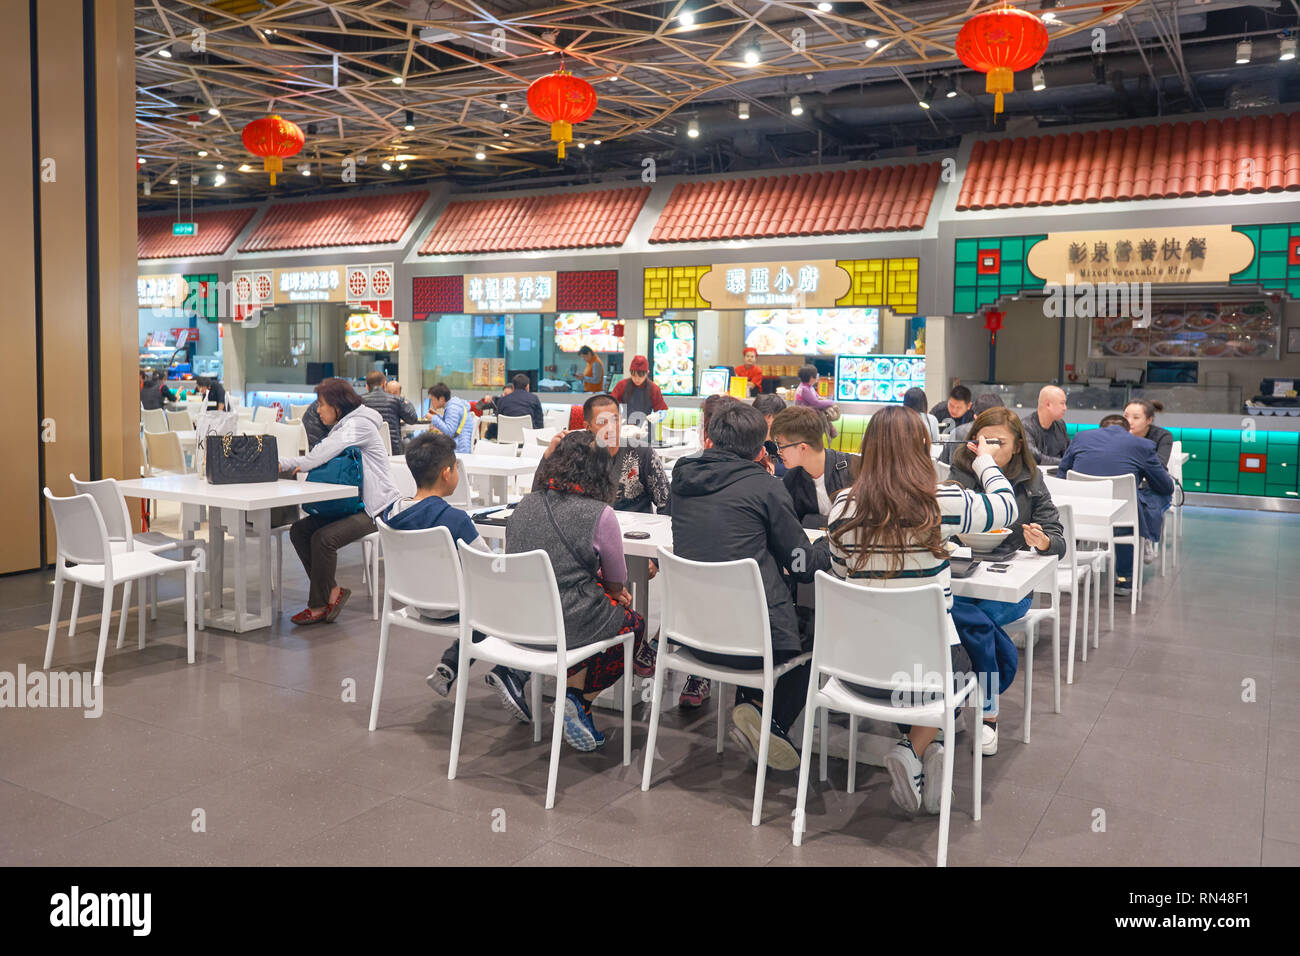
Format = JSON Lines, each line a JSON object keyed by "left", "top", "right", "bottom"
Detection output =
{"left": 953, "top": 235, "right": 1047, "bottom": 314}
{"left": 1231, "top": 223, "right": 1300, "bottom": 298}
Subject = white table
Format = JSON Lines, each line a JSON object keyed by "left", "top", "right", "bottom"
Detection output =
{"left": 653, "top": 443, "right": 700, "bottom": 462}
{"left": 393, "top": 453, "right": 538, "bottom": 506}
{"left": 117, "top": 475, "right": 359, "bottom": 633}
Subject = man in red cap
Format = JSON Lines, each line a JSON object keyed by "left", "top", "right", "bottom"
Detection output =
{"left": 610, "top": 354, "right": 668, "bottom": 422}
{"left": 735, "top": 347, "right": 764, "bottom": 396}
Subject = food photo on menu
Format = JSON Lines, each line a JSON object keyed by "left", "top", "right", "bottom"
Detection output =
{"left": 744, "top": 307, "right": 880, "bottom": 356}
{"left": 652, "top": 319, "right": 697, "bottom": 395}
{"left": 1091, "top": 301, "right": 1278, "bottom": 360}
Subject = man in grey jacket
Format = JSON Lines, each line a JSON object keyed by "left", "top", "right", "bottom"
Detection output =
{"left": 1021, "top": 385, "right": 1071, "bottom": 466}
{"left": 361, "top": 371, "right": 419, "bottom": 453}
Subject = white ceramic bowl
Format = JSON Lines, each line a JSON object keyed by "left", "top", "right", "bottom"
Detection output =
{"left": 956, "top": 529, "right": 1013, "bottom": 552}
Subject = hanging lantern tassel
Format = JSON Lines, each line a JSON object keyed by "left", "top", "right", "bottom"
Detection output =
{"left": 985, "top": 67, "right": 1015, "bottom": 115}
{"left": 264, "top": 156, "right": 283, "bottom": 185}
{"left": 552, "top": 121, "right": 572, "bottom": 159}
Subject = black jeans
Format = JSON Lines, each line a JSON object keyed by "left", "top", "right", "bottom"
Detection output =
{"left": 289, "top": 511, "right": 377, "bottom": 608}
{"left": 691, "top": 647, "right": 811, "bottom": 734}
{"left": 440, "top": 632, "right": 528, "bottom": 686}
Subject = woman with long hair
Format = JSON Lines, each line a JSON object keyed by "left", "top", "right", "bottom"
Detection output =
{"left": 948, "top": 407, "right": 1066, "bottom": 752}
{"left": 902, "top": 387, "right": 941, "bottom": 443}
{"left": 826, "top": 405, "right": 1017, "bottom": 815}
{"left": 506, "top": 431, "right": 656, "bottom": 751}
{"left": 1123, "top": 398, "right": 1174, "bottom": 565}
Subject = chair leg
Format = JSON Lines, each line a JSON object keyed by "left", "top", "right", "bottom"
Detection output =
{"left": 447, "top": 643, "right": 473, "bottom": 782}
{"left": 1023, "top": 623, "right": 1034, "bottom": 744}
{"left": 360, "top": 539, "right": 370, "bottom": 588}
{"left": 371, "top": 545, "right": 380, "bottom": 622}
{"left": 622, "top": 637, "right": 633, "bottom": 767}
{"left": 116, "top": 580, "right": 133, "bottom": 650}
{"left": 150, "top": 574, "right": 157, "bottom": 621}
{"left": 67, "top": 582, "right": 81, "bottom": 638}
{"left": 1107, "top": 545, "right": 1115, "bottom": 631}
{"left": 792, "top": 703, "right": 819, "bottom": 847}
{"left": 138, "top": 575, "right": 147, "bottom": 649}
{"left": 531, "top": 672, "right": 543, "bottom": 744}
{"left": 847, "top": 717, "right": 858, "bottom": 793}
{"left": 544, "top": 665, "right": 566, "bottom": 810}
{"left": 184, "top": 567, "right": 195, "bottom": 664}
{"left": 1066, "top": 588, "right": 1078, "bottom": 686}
{"left": 368, "top": 603, "right": 391, "bottom": 732}
{"left": 715, "top": 681, "right": 726, "bottom": 754}
{"left": 971, "top": 696, "right": 982, "bottom": 824}
{"left": 640, "top": 657, "right": 669, "bottom": 791}
{"left": 1073, "top": 582, "right": 1084, "bottom": 664}
{"left": 818, "top": 704, "right": 829, "bottom": 783}
{"left": 1130, "top": 547, "right": 1139, "bottom": 616}
{"left": 936, "top": 709, "right": 956, "bottom": 867}
{"left": 93, "top": 587, "right": 114, "bottom": 687}
{"left": 45, "top": 570, "right": 64, "bottom": 669}
{"left": 751, "top": 692, "right": 774, "bottom": 827}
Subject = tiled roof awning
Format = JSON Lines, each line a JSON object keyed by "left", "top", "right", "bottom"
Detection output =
{"left": 418, "top": 186, "right": 650, "bottom": 255}
{"left": 648, "top": 163, "right": 939, "bottom": 243}
{"left": 957, "top": 112, "right": 1300, "bottom": 210}
{"left": 137, "top": 208, "right": 255, "bottom": 259}
{"left": 238, "top": 190, "right": 428, "bottom": 252}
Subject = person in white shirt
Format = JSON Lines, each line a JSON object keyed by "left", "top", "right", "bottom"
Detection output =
{"left": 280, "top": 377, "right": 401, "bottom": 626}
{"left": 826, "top": 405, "right": 1017, "bottom": 816}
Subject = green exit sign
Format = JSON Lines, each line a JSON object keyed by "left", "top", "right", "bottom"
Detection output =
{"left": 172, "top": 222, "right": 198, "bottom": 236}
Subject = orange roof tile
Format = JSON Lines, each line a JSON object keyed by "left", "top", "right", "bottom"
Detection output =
{"left": 238, "top": 190, "right": 427, "bottom": 252}
{"left": 137, "top": 207, "right": 255, "bottom": 259}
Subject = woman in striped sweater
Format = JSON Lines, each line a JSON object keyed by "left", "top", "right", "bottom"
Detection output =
{"left": 826, "top": 405, "right": 1017, "bottom": 814}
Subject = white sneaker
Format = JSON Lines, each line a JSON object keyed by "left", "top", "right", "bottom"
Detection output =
{"left": 921, "top": 743, "right": 948, "bottom": 815}
{"left": 1143, "top": 540, "right": 1157, "bottom": 565}
{"left": 883, "top": 739, "right": 923, "bottom": 813}
{"left": 981, "top": 721, "right": 998, "bottom": 756}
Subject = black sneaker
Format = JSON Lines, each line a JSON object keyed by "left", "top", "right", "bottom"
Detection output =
{"left": 426, "top": 663, "right": 455, "bottom": 697}
{"left": 485, "top": 668, "right": 532, "bottom": 724}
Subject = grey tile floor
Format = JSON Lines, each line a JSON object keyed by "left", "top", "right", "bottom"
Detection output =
{"left": 0, "top": 505, "right": 1294, "bottom": 866}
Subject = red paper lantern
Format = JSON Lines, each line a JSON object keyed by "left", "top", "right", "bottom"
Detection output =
{"left": 526, "top": 71, "right": 598, "bottom": 160}
{"left": 984, "top": 309, "right": 1005, "bottom": 332}
{"left": 956, "top": 6, "right": 1049, "bottom": 115}
{"left": 240, "top": 115, "right": 306, "bottom": 185}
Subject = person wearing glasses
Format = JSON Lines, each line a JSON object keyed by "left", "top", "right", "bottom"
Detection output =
{"left": 769, "top": 405, "right": 860, "bottom": 529}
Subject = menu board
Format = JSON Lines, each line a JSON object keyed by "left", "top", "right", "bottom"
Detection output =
{"left": 835, "top": 354, "right": 926, "bottom": 404}
{"left": 346, "top": 312, "right": 399, "bottom": 352}
{"left": 744, "top": 307, "right": 879, "bottom": 356}
{"left": 1090, "top": 301, "right": 1278, "bottom": 360}
{"left": 651, "top": 319, "right": 696, "bottom": 396}
{"left": 554, "top": 313, "right": 622, "bottom": 353}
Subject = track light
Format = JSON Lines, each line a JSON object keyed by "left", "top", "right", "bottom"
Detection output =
{"left": 577, "top": 141, "right": 586, "bottom": 149}
{"left": 744, "top": 42, "right": 760, "bottom": 65}
{"left": 946, "top": 75, "right": 958, "bottom": 98}
{"left": 169, "top": 177, "right": 178, "bottom": 185}
{"left": 475, "top": 149, "right": 485, "bottom": 160}
{"left": 1236, "top": 40, "right": 1252, "bottom": 64}
{"left": 404, "top": 109, "right": 415, "bottom": 131}
{"left": 593, "top": 138, "right": 601, "bottom": 145}
{"left": 299, "top": 163, "right": 311, "bottom": 176}
{"left": 137, "top": 156, "right": 145, "bottom": 165}
{"left": 1032, "top": 66, "right": 1046, "bottom": 91}
{"left": 865, "top": 37, "right": 880, "bottom": 49}
{"left": 789, "top": 95, "right": 803, "bottom": 116}
{"left": 382, "top": 161, "right": 392, "bottom": 170}
{"left": 208, "top": 106, "right": 220, "bottom": 117}
{"left": 737, "top": 100, "right": 750, "bottom": 120}
{"left": 502, "top": 131, "right": 510, "bottom": 137}
{"left": 497, "top": 93, "right": 509, "bottom": 110}
{"left": 398, "top": 162, "right": 408, "bottom": 170}
{"left": 1039, "top": 0, "right": 1059, "bottom": 23}
{"left": 918, "top": 84, "right": 934, "bottom": 110}
{"left": 687, "top": 119, "right": 700, "bottom": 138}
{"left": 215, "top": 163, "right": 224, "bottom": 170}
{"left": 190, "top": 174, "right": 199, "bottom": 185}
{"left": 142, "top": 181, "right": 150, "bottom": 196}
{"left": 1280, "top": 37, "right": 1296, "bottom": 61}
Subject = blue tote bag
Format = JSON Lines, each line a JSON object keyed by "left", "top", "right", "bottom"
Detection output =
{"left": 302, "top": 446, "right": 365, "bottom": 519}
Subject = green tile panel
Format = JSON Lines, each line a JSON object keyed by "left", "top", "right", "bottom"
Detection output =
{"left": 1231, "top": 223, "right": 1300, "bottom": 290}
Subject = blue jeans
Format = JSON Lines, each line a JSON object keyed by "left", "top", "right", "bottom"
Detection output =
{"left": 952, "top": 596, "right": 1032, "bottom": 716}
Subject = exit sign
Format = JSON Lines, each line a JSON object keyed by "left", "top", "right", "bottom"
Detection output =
{"left": 172, "top": 222, "right": 198, "bottom": 236}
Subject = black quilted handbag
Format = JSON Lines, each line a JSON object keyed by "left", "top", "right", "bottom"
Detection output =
{"left": 206, "top": 433, "right": 279, "bottom": 484}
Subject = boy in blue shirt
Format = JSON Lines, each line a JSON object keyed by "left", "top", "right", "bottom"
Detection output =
{"left": 384, "top": 431, "right": 531, "bottom": 723}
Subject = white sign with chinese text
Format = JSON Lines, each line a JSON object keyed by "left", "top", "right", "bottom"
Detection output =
{"left": 698, "top": 260, "right": 851, "bottom": 309}
{"left": 463, "top": 271, "right": 558, "bottom": 313}
{"left": 1026, "top": 225, "right": 1255, "bottom": 286}
{"left": 271, "top": 267, "right": 347, "bottom": 303}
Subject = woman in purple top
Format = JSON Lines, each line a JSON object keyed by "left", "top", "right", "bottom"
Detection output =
{"left": 794, "top": 364, "right": 837, "bottom": 440}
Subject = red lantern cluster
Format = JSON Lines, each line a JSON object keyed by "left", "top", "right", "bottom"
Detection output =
{"left": 240, "top": 115, "right": 306, "bottom": 185}
{"left": 526, "top": 71, "right": 598, "bottom": 160}
{"left": 956, "top": 7, "right": 1049, "bottom": 115}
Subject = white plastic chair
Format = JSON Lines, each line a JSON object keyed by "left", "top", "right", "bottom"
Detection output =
{"left": 1069, "top": 471, "right": 1141, "bottom": 618}
{"left": 543, "top": 409, "right": 569, "bottom": 431}
{"left": 496, "top": 414, "right": 532, "bottom": 445}
{"left": 165, "top": 409, "right": 193, "bottom": 431}
{"left": 1167, "top": 440, "right": 1184, "bottom": 568}
{"left": 360, "top": 459, "right": 421, "bottom": 621}
{"left": 642, "top": 548, "right": 811, "bottom": 826}
{"left": 141, "top": 407, "right": 168, "bottom": 434}
{"left": 791, "top": 572, "right": 981, "bottom": 867}
{"left": 934, "top": 460, "right": 950, "bottom": 482}
{"left": 43, "top": 489, "right": 198, "bottom": 686}
{"left": 252, "top": 405, "right": 279, "bottom": 424}
{"left": 369, "top": 523, "right": 463, "bottom": 732}
{"left": 235, "top": 405, "right": 255, "bottom": 423}
{"left": 473, "top": 441, "right": 519, "bottom": 457}
{"left": 449, "top": 541, "right": 635, "bottom": 810}
{"left": 1047, "top": 473, "right": 1115, "bottom": 638}
{"left": 290, "top": 403, "right": 313, "bottom": 421}
{"left": 444, "top": 459, "right": 472, "bottom": 508}
{"left": 267, "top": 420, "right": 307, "bottom": 457}
{"left": 144, "top": 431, "right": 191, "bottom": 476}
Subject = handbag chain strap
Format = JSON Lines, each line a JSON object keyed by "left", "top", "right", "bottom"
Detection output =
{"left": 221, "top": 433, "right": 263, "bottom": 457}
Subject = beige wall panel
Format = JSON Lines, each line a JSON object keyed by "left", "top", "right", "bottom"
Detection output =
{"left": 38, "top": 0, "right": 92, "bottom": 563}
{"left": 0, "top": 0, "right": 43, "bottom": 573}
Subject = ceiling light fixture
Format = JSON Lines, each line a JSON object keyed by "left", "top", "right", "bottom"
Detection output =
{"left": 865, "top": 37, "right": 880, "bottom": 49}
{"left": 578, "top": 141, "right": 586, "bottom": 149}
{"left": 299, "top": 163, "right": 311, "bottom": 176}
{"left": 208, "top": 106, "right": 220, "bottom": 117}
{"left": 215, "top": 163, "right": 224, "bottom": 170}
{"left": 502, "top": 131, "right": 510, "bottom": 137}
{"left": 680, "top": 11, "right": 695, "bottom": 29}
{"left": 737, "top": 100, "right": 750, "bottom": 120}
{"left": 158, "top": 48, "right": 171, "bottom": 58}
{"left": 687, "top": 119, "right": 700, "bottom": 137}
{"left": 918, "top": 83, "right": 934, "bottom": 110}
{"left": 392, "top": 75, "right": 405, "bottom": 85}
{"left": 398, "top": 162, "right": 408, "bottom": 170}
{"left": 382, "top": 161, "right": 392, "bottom": 170}
{"left": 817, "top": 2, "right": 833, "bottom": 11}
{"left": 142, "top": 182, "right": 150, "bottom": 197}
{"left": 497, "top": 93, "right": 509, "bottom": 110}
{"left": 136, "top": 156, "right": 145, "bottom": 165}
{"left": 169, "top": 177, "right": 178, "bottom": 185}
{"left": 1282, "top": 36, "right": 1297, "bottom": 61}
{"left": 744, "top": 42, "right": 761, "bottom": 65}
{"left": 213, "top": 173, "right": 225, "bottom": 186}
{"left": 404, "top": 109, "right": 414, "bottom": 131}
{"left": 946, "top": 75, "right": 958, "bottom": 98}
{"left": 593, "top": 138, "right": 601, "bottom": 145}
{"left": 1032, "top": 66, "right": 1046, "bottom": 91}
{"left": 475, "top": 149, "right": 486, "bottom": 160}
{"left": 1236, "top": 40, "right": 1252, "bottom": 64}
{"left": 789, "top": 95, "right": 803, "bottom": 116}
{"left": 197, "top": 150, "right": 208, "bottom": 157}
{"left": 238, "top": 164, "right": 251, "bottom": 172}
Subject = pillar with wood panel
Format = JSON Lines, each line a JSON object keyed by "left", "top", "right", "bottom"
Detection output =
{"left": 0, "top": 0, "right": 139, "bottom": 574}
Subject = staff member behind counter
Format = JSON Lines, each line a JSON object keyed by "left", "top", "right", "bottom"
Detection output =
{"left": 734, "top": 348, "right": 764, "bottom": 396}
{"left": 609, "top": 355, "right": 668, "bottom": 421}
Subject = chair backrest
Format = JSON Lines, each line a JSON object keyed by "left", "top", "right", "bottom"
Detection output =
{"left": 811, "top": 571, "right": 955, "bottom": 699}
{"left": 543, "top": 409, "right": 569, "bottom": 431}
{"left": 377, "top": 521, "right": 462, "bottom": 613}
{"left": 1069, "top": 471, "right": 1137, "bottom": 525}
{"left": 144, "top": 430, "right": 188, "bottom": 474}
{"left": 235, "top": 405, "right": 255, "bottom": 421}
{"left": 457, "top": 541, "right": 567, "bottom": 650}
{"left": 252, "top": 405, "right": 278, "bottom": 424}
{"left": 267, "top": 421, "right": 306, "bottom": 457}
{"left": 496, "top": 414, "right": 532, "bottom": 444}
{"left": 165, "top": 409, "right": 193, "bottom": 431}
{"left": 656, "top": 548, "right": 773, "bottom": 659}
{"left": 521, "top": 427, "right": 543, "bottom": 447}
{"left": 444, "top": 458, "right": 472, "bottom": 507}
{"left": 69, "top": 475, "right": 133, "bottom": 544}
{"left": 1056, "top": 501, "right": 1079, "bottom": 569}
{"left": 1169, "top": 440, "right": 1184, "bottom": 483}
{"left": 241, "top": 420, "right": 270, "bottom": 436}
{"left": 933, "top": 459, "right": 950, "bottom": 482}
{"left": 519, "top": 439, "right": 545, "bottom": 460}
{"left": 43, "top": 488, "right": 110, "bottom": 569}
{"left": 1045, "top": 473, "right": 1107, "bottom": 500}
{"left": 290, "top": 403, "right": 313, "bottom": 421}
{"left": 474, "top": 441, "right": 519, "bottom": 458}
{"left": 141, "top": 407, "right": 169, "bottom": 434}
{"left": 388, "top": 459, "right": 418, "bottom": 499}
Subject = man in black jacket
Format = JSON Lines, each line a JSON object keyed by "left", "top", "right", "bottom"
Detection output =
{"left": 488, "top": 373, "right": 545, "bottom": 429}
{"left": 1020, "top": 385, "right": 1070, "bottom": 466}
{"left": 770, "top": 406, "right": 859, "bottom": 528}
{"left": 301, "top": 400, "right": 331, "bottom": 450}
{"left": 670, "top": 401, "right": 831, "bottom": 771}
{"left": 930, "top": 384, "right": 974, "bottom": 428}
{"left": 361, "top": 371, "right": 419, "bottom": 452}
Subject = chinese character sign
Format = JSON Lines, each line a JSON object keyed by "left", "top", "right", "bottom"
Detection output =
{"left": 698, "top": 260, "right": 851, "bottom": 309}
{"left": 1025, "top": 225, "right": 1254, "bottom": 286}
{"left": 271, "top": 267, "right": 347, "bottom": 303}
{"left": 462, "top": 271, "right": 558, "bottom": 313}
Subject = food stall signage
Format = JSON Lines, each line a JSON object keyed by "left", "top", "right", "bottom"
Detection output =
{"left": 464, "top": 271, "right": 558, "bottom": 313}
{"left": 137, "top": 274, "right": 186, "bottom": 308}
{"left": 1026, "top": 225, "right": 1254, "bottom": 286}
{"left": 275, "top": 268, "right": 345, "bottom": 302}
{"left": 699, "top": 260, "right": 851, "bottom": 309}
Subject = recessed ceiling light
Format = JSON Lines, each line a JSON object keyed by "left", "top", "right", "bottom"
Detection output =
{"left": 197, "top": 150, "right": 208, "bottom": 157}
{"left": 158, "top": 48, "right": 171, "bottom": 58}
{"left": 239, "top": 163, "right": 251, "bottom": 172}
{"left": 1236, "top": 40, "right": 1252, "bottom": 64}
{"left": 789, "top": 95, "right": 803, "bottom": 116}
{"left": 865, "top": 37, "right": 880, "bottom": 49}
{"left": 744, "top": 43, "right": 760, "bottom": 65}
{"left": 208, "top": 106, "right": 220, "bottom": 116}
{"left": 404, "top": 109, "right": 414, "bottom": 131}
{"left": 687, "top": 119, "right": 700, "bottom": 138}
{"left": 392, "top": 76, "right": 405, "bottom": 85}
